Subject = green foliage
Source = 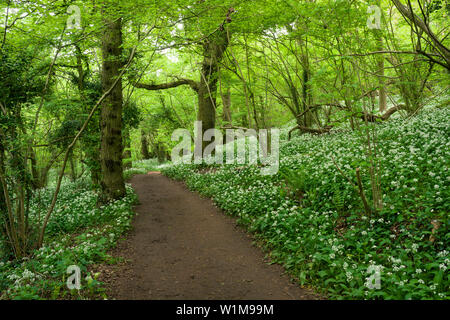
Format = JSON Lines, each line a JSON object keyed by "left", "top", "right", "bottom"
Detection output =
{"left": 279, "top": 166, "right": 307, "bottom": 196}
{"left": 0, "top": 178, "right": 138, "bottom": 300}
{"left": 123, "top": 101, "right": 142, "bottom": 130}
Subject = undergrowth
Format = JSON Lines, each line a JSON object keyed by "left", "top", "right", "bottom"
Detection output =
{"left": 163, "top": 108, "right": 449, "bottom": 300}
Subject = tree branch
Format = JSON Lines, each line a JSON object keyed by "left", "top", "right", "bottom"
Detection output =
{"left": 134, "top": 79, "right": 199, "bottom": 92}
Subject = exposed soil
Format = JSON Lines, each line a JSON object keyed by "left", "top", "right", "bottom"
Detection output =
{"left": 97, "top": 172, "right": 318, "bottom": 300}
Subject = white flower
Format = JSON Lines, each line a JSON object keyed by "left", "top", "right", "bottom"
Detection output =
{"left": 346, "top": 271, "right": 353, "bottom": 281}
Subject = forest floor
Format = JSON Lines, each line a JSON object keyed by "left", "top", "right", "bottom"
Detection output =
{"left": 95, "top": 172, "right": 319, "bottom": 300}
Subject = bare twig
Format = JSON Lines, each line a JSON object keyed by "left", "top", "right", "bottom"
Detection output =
{"left": 356, "top": 168, "right": 372, "bottom": 216}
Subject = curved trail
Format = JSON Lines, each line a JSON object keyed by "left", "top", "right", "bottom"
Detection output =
{"left": 102, "top": 173, "right": 317, "bottom": 300}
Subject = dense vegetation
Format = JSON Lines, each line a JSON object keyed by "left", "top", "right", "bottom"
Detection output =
{"left": 0, "top": 0, "right": 449, "bottom": 300}
{"left": 164, "top": 107, "right": 449, "bottom": 299}
{"left": 0, "top": 178, "right": 137, "bottom": 299}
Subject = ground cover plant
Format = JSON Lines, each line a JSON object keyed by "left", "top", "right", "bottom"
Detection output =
{"left": 0, "top": 178, "right": 138, "bottom": 299}
{"left": 163, "top": 107, "right": 450, "bottom": 300}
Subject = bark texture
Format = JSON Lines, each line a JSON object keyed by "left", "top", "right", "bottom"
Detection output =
{"left": 197, "top": 29, "right": 229, "bottom": 150}
{"left": 99, "top": 16, "right": 126, "bottom": 203}
{"left": 123, "top": 128, "right": 132, "bottom": 169}
{"left": 391, "top": 0, "right": 450, "bottom": 70}
{"left": 0, "top": 137, "right": 6, "bottom": 214}
{"left": 141, "top": 131, "right": 151, "bottom": 160}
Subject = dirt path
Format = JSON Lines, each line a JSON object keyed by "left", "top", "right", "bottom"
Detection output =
{"left": 100, "top": 173, "right": 317, "bottom": 300}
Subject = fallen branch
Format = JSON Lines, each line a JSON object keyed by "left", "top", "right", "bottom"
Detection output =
{"left": 358, "top": 104, "right": 407, "bottom": 122}
{"left": 134, "top": 79, "right": 199, "bottom": 92}
{"left": 288, "top": 125, "right": 333, "bottom": 140}
{"left": 288, "top": 105, "right": 407, "bottom": 140}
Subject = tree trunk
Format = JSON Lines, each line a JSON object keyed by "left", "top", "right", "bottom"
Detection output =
{"left": 69, "top": 153, "right": 77, "bottom": 182}
{"left": 156, "top": 144, "right": 166, "bottom": 164}
{"left": 378, "top": 70, "right": 387, "bottom": 112}
{"left": 286, "top": 22, "right": 314, "bottom": 128}
{"left": 141, "top": 131, "right": 151, "bottom": 160}
{"left": 374, "top": 12, "right": 387, "bottom": 113}
{"left": 39, "top": 164, "right": 51, "bottom": 188}
{"left": 123, "top": 128, "right": 132, "bottom": 169}
{"left": 197, "top": 29, "right": 229, "bottom": 151}
{"left": 29, "top": 148, "right": 40, "bottom": 189}
{"left": 0, "top": 137, "right": 6, "bottom": 214}
{"left": 302, "top": 68, "right": 312, "bottom": 127}
{"left": 221, "top": 87, "right": 232, "bottom": 124}
{"left": 391, "top": 0, "right": 450, "bottom": 70}
{"left": 99, "top": 15, "right": 126, "bottom": 203}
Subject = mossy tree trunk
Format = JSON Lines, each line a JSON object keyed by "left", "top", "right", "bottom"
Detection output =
{"left": 99, "top": 15, "right": 126, "bottom": 203}
{"left": 197, "top": 30, "right": 229, "bottom": 151}
{"left": 221, "top": 87, "right": 232, "bottom": 124}
{"left": 141, "top": 130, "right": 151, "bottom": 160}
{"left": 0, "top": 137, "right": 6, "bottom": 214}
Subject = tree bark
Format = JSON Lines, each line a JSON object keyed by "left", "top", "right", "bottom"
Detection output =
{"left": 141, "top": 130, "right": 151, "bottom": 160}
{"left": 197, "top": 29, "right": 229, "bottom": 150}
{"left": 69, "top": 153, "right": 77, "bottom": 182}
{"left": 374, "top": 6, "right": 387, "bottom": 113}
{"left": 156, "top": 143, "right": 166, "bottom": 164}
{"left": 134, "top": 79, "right": 198, "bottom": 92}
{"left": 30, "top": 148, "right": 39, "bottom": 189}
{"left": 123, "top": 128, "right": 132, "bottom": 169}
{"left": 0, "top": 136, "right": 6, "bottom": 214}
{"left": 391, "top": 0, "right": 450, "bottom": 70}
{"left": 99, "top": 15, "right": 126, "bottom": 203}
{"left": 221, "top": 87, "right": 232, "bottom": 124}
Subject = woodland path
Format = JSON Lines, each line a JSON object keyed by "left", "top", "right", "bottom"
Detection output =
{"left": 98, "top": 173, "right": 318, "bottom": 300}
